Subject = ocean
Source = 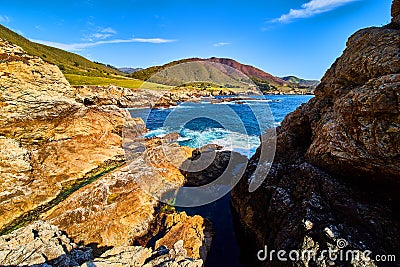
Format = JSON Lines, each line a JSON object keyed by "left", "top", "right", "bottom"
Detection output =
{"left": 128, "top": 94, "right": 313, "bottom": 266}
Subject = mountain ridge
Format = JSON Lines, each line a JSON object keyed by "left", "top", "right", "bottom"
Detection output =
{"left": 131, "top": 57, "right": 316, "bottom": 94}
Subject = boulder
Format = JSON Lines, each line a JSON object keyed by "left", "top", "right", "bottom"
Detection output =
{"left": 0, "top": 221, "right": 92, "bottom": 267}
{"left": 0, "top": 221, "right": 204, "bottom": 267}
{"left": 155, "top": 212, "right": 213, "bottom": 260}
{"left": 44, "top": 138, "right": 193, "bottom": 247}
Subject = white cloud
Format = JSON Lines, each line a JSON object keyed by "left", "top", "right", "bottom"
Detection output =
{"left": 30, "top": 37, "right": 176, "bottom": 51}
{"left": 213, "top": 42, "right": 230, "bottom": 47}
{"left": 90, "top": 33, "right": 113, "bottom": 40}
{"left": 100, "top": 27, "right": 116, "bottom": 34}
{"left": 0, "top": 15, "right": 10, "bottom": 23}
{"left": 85, "top": 27, "right": 117, "bottom": 41}
{"left": 271, "top": 0, "right": 358, "bottom": 23}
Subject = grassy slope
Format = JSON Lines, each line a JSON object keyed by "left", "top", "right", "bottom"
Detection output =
{"left": 130, "top": 57, "right": 307, "bottom": 93}
{"left": 0, "top": 24, "right": 123, "bottom": 78}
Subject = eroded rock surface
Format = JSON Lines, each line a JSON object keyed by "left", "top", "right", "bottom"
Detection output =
{"left": 155, "top": 212, "right": 213, "bottom": 261}
{"left": 0, "top": 221, "right": 93, "bottom": 267}
{"left": 0, "top": 38, "right": 128, "bottom": 233}
{"left": 43, "top": 138, "right": 192, "bottom": 247}
{"left": 232, "top": 3, "right": 400, "bottom": 266}
{"left": 392, "top": 0, "right": 400, "bottom": 25}
{"left": 0, "top": 221, "right": 203, "bottom": 267}
{"left": 0, "top": 37, "right": 211, "bottom": 266}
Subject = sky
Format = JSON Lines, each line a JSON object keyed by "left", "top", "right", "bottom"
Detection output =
{"left": 0, "top": 0, "right": 393, "bottom": 80}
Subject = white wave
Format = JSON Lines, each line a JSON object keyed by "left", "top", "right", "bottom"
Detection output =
{"left": 142, "top": 128, "right": 169, "bottom": 138}
{"left": 179, "top": 128, "right": 260, "bottom": 158}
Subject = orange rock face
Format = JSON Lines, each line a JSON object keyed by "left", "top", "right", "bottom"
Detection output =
{"left": 155, "top": 212, "right": 213, "bottom": 260}
{"left": 0, "top": 38, "right": 213, "bottom": 266}
{"left": 0, "top": 38, "right": 128, "bottom": 233}
{"left": 43, "top": 138, "right": 193, "bottom": 247}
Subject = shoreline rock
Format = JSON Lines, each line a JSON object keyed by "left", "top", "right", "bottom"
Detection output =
{"left": 0, "top": 38, "right": 213, "bottom": 266}
{"left": 0, "top": 220, "right": 204, "bottom": 267}
{"left": 232, "top": 1, "right": 400, "bottom": 266}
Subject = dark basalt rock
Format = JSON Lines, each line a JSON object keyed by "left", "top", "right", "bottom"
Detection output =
{"left": 181, "top": 144, "right": 247, "bottom": 187}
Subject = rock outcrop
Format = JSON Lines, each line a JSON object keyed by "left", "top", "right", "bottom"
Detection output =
{"left": 154, "top": 212, "right": 213, "bottom": 261}
{"left": 232, "top": 2, "right": 400, "bottom": 266}
{"left": 73, "top": 85, "right": 236, "bottom": 109}
{"left": 0, "top": 38, "right": 212, "bottom": 266}
{"left": 0, "top": 38, "right": 127, "bottom": 233}
{"left": 392, "top": 0, "right": 400, "bottom": 25}
{"left": 0, "top": 221, "right": 203, "bottom": 267}
{"left": 0, "top": 221, "right": 93, "bottom": 267}
{"left": 43, "top": 138, "right": 192, "bottom": 247}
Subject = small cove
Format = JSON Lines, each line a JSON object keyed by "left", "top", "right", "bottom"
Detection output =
{"left": 129, "top": 94, "right": 313, "bottom": 266}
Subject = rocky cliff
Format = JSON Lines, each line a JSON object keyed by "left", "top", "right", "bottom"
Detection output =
{"left": 0, "top": 38, "right": 127, "bottom": 233}
{"left": 232, "top": 1, "right": 400, "bottom": 266}
{"left": 0, "top": 38, "right": 212, "bottom": 266}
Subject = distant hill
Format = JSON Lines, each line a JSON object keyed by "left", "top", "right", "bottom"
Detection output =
{"left": 131, "top": 57, "right": 313, "bottom": 93}
{"left": 281, "top": 76, "right": 319, "bottom": 88}
{"left": 118, "top": 67, "right": 143, "bottom": 74}
{"left": 0, "top": 24, "right": 123, "bottom": 77}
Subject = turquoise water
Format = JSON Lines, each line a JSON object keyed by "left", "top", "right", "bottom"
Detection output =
{"left": 129, "top": 95, "right": 313, "bottom": 158}
{"left": 128, "top": 94, "right": 313, "bottom": 266}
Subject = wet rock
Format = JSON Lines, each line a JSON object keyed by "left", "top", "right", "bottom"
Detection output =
{"left": 181, "top": 145, "right": 247, "bottom": 187}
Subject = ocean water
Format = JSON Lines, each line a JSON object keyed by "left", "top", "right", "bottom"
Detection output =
{"left": 128, "top": 94, "right": 313, "bottom": 266}
{"left": 129, "top": 95, "right": 313, "bottom": 158}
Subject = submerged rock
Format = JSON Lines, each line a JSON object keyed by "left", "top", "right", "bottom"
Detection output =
{"left": 232, "top": 2, "right": 400, "bottom": 266}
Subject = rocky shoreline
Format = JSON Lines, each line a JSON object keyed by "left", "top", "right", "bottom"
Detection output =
{"left": 73, "top": 84, "right": 312, "bottom": 109}
{"left": 0, "top": 2, "right": 399, "bottom": 267}
{"left": 0, "top": 37, "right": 213, "bottom": 266}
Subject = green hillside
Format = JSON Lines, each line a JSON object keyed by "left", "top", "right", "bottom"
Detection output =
{"left": 281, "top": 76, "right": 319, "bottom": 88}
{"left": 0, "top": 24, "right": 123, "bottom": 78}
{"left": 130, "top": 57, "right": 307, "bottom": 93}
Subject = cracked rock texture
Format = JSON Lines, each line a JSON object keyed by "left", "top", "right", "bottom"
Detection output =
{"left": 232, "top": 2, "right": 400, "bottom": 266}
{"left": 0, "top": 38, "right": 128, "bottom": 232}
{"left": 0, "top": 38, "right": 211, "bottom": 266}
{"left": 0, "top": 221, "right": 203, "bottom": 267}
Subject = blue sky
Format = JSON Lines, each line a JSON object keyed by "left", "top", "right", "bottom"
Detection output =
{"left": 0, "top": 0, "right": 392, "bottom": 80}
